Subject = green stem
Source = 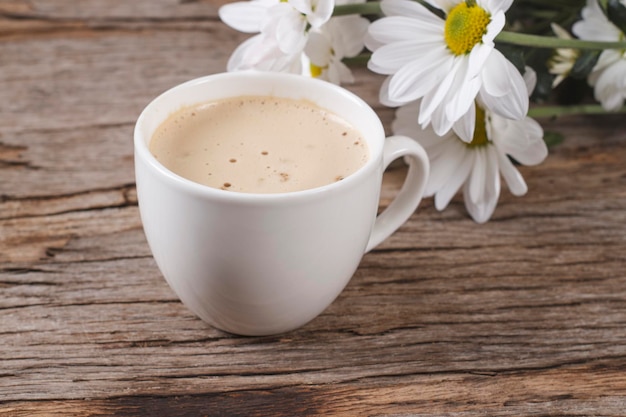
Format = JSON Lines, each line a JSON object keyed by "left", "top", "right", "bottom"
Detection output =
{"left": 528, "top": 104, "right": 626, "bottom": 118}
{"left": 496, "top": 30, "right": 626, "bottom": 50}
{"left": 332, "top": 2, "right": 381, "bottom": 16}
{"left": 342, "top": 52, "right": 372, "bottom": 65}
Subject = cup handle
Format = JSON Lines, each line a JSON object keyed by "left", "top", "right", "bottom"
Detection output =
{"left": 365, "top": 135, "right": 430, "bottom": 253}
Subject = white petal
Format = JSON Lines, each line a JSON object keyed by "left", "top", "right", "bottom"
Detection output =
{"left": 227, "top": 33, "right": 305, "bottom": 73}
{"left": 480, "top": 0, "right": 513, "bottom": 13}
{"left": 392, "top": 101, "right": 447, "bottom": 149}
{"left": 481, "top": 48, "right": 519, "bottom": 97}
{"left": 364, "top": 30, "right": 384, "bottom": 51}
{"left": 479, "top": 50, "right": 529, "bottom": 120}
{"left": 467, "top": 42, "right": 493, "bottom": 80}
{"left": 551, "top": 22, "right": 572, "bottom": 39}
{"left": 284, "top": 53, "right": 305, "bottom": 73}
{"left": 307, "top": 0, "right": 334, "bottom": 27}
{"left": 573, "top": 0, "right": 621, "bottom": 41}
{"left": 334, "top": 60, "right": 355, "bottom": 83}
{"left": 227, "top": 34, "right": 278, "bottom": 70}
{"left": 419, "top": 56, "right": 462, "bottom": 124}
{"left": 523, "top": 66, "right": 537, "bottom": 94}
{"left": 368, "top": 16, "right": 442, "bottom": 44}
{"left": 289, "top": 0, "right": 312, "bottom": 14}
{"left": 219, "top": 1, "right": 273, "bottom": 33}
{"left": 331, "top": 16, "right": 370, "bottom": 57}
{"left": 392, "top": 101, "right": 421, "bottom": 136}
{"left": 482, "top": 9, "right": 504, "bottom": 44}
{"left": 463, "top": 147, "right": 500, "bottom": 223}
{"left": 275, "top": 14, "right": 308, "bottom": 53}
{"left": 304, "top": 31, "right": 331, "bottom": 66}
{"left": 593, "top": 50, "right": 622, "bottom": 75}
{"left": 468, "top": 147, "right": 486, "bottom": 205}
{"left": 378, "top": 76, "right": 406, "bottom": 107}
{"left": 429, "top": 103, "right": 455, "bottom": 137}
{"left": 446, "top": 74, "right": 481, "bottom": 124}
{"left": 227, "top": 36, "right": 261, "bottom": 71}
{"left": 497, "top": 151, "right": 528, "bottom": 196}
{"left": 426, "top": 139, "right": 467, "bottom": 196}
{"left": 452, "top": 103, "right": 476, "bottom": 143}
{"left": 593, "top": 60, "right": 626, "bottom": 111}
{"left": 382, "top": 0, "right": 445, "bottom": 22}
{"left": 463, "top": 188, "right": 498, "bottom": 223}
{"left": 423, "top": 130, "right": 457, "bottom": 158}
{"left": 265, "top": 53, "right": 304, "bottom": 72}
{"left": 484, "top": 146, "right": 501, "bottom": 208}
{"left": 385, "top": 47, "right": 453, "bottom": 102}
{"left": 369, "top": 40, "right": 445, "bottom": 74}
{"left": 434, "top": 146, "right": 474, "bottom": 210}
{"left": 426, "top": 55, "right": 480, "bottom": 127}
{"left": 414, "top": 128, "right": 448, "bottom": 149}
{"left": 493, "top": 117, "right": 547, "bottom": 166}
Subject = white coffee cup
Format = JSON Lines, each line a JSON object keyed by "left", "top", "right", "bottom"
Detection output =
{"left": 134, "top": 72, "right": 429, "bottom": 336}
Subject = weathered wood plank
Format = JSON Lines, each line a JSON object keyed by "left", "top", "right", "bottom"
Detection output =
{"left": 2, "top": 232, "right": 625, "bottom": 399}
{"left": 0, "top": 0, "right": 225, "bottom": 21}
{"left": 1, "top": 0, "right": 626, "bottom": 415}
{"left": 2, "top": 368, "right": 626, "bottom": 416}
{"left": 1, "top": 123, "right": 625, "bottom": 405}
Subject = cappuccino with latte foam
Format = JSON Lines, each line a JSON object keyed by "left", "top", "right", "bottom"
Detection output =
{"left": 150, "top": 95, "right": 369, "bottom": 194}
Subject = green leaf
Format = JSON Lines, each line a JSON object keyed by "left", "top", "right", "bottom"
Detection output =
{"left": 607, "top": 0, "right": 626, "bottom": 34}
{"left": 570, "top": 50, "right": 601, "bottom": 79}
{"left": 543, "top": 131, "right": 565, "bottom": 147}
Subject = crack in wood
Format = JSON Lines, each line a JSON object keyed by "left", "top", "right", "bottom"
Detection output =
{"left": 0, "top": 159, "right": 42, "bottom": 170}
{"left": 0, "top": 267, "right": 55, "bottom": 275}
{"left": 1, "top": 12, "right": 218, "bottom": 23}
{"left": 0, "top": 183, "right": 138, "bottom": 220}
{"left": 3, "top": 121, "right": 135, "bottom": 137}
{"left": 1, "top": 183, "right": 136, "bottom": 203}
{"left": 42, "top": 201, "right": 138, "bottom": 217}
{"left": 0, "top": 298, "right": 179, "bottom": 312}
{"left": 0, "top": 280, "right": 59, "bottom": 289}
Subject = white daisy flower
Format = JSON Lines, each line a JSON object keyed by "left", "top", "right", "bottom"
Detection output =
{"left": 572, "top": 0, "right": 626, "bottom": 111}
{"left": 392, "top": 69, "right": 547, "bottom": 223}
{"left": 366, "top": 0, "right": 529, "bottom": 141}
{"left": 219, "top": 0, "right": 335, "bottom": 72}
{"left": 304, "top": 15, "right": 370, "bottom": 84}
{"left": 548, "top": 23, "right": 579, "bottom": 88}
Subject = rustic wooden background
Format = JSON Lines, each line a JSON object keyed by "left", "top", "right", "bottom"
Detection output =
{"left": 1, "top": 0, "right": 626, "bottom": 415}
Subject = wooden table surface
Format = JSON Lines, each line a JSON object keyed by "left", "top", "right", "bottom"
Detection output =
{"left": 2, "top": 1, "right": 626, "bottom": 415}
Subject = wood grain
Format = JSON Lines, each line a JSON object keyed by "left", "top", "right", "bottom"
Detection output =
{"left": 1, "top": 0, "right": 626, "bottom": 415}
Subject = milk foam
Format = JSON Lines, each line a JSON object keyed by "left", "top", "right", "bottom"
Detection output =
{"left": 150, "top": 95, "right": 369, "bottom": 194}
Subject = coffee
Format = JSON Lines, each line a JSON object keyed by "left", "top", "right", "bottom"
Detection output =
{"left": 149, "top": 95, "right": 369, "bottom": 194}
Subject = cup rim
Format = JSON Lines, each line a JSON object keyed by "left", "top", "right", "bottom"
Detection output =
{"left": 134, "top": 71, "right": 385, "bottom": 202}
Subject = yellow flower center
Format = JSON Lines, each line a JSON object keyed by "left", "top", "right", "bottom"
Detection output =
{"left": 466, "top": 104, "right": 490, "bottom": 148}
{"left": 444, "top": 1, "right": 491, "bottom": 56}
{"left": 309, "top": 63, "right": 324, "bottom": 78}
